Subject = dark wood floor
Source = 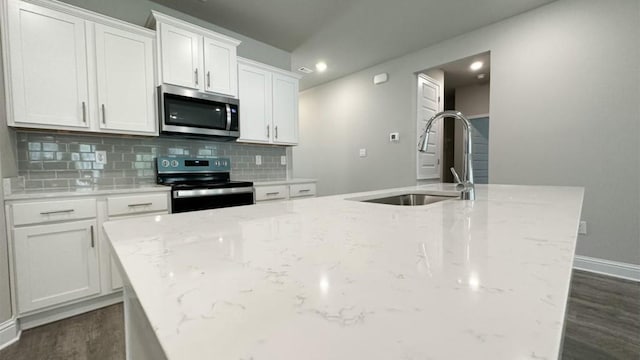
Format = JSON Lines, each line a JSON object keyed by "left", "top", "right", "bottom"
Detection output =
{"left": 0, "top": 270, "right": 638, "bottom": 360}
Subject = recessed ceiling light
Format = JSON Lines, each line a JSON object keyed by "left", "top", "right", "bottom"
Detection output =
{"left": 470, "top": 61, "right": 483, "bottom": 71}
{"left": 315, "top": 62, "right": 327, "bottom": 72}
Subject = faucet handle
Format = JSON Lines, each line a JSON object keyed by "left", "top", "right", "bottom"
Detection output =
{"left": 450, "top": 167, "right": 462, "bottom": 184}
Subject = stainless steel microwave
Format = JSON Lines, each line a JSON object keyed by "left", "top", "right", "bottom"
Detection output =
{"left": 158, "top": 84, "right": 239, "bottom": 139}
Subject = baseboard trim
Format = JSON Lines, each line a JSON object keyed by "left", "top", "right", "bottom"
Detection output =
{"left": 574, "top": 255, "right": 640, "bottom": 282}
{"left": 19, "top": 292, "right": 122, "bottom": 330}
{"left": 0, "top": 318, "right": 20, "bottom": 351}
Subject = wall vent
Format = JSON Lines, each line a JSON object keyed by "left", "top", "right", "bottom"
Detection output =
{"left": 297, "top": 67, "right": 314, "bottom": 74}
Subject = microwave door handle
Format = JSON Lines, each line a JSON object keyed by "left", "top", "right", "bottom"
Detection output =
{"left": 226, "top": 104, "right": 232, "bottom": 130}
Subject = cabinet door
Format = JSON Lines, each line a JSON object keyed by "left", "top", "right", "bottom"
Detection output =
{"left": 159, "top": 23, "right": 201, "bottom": 89}
{"left": 272, "top": 73, "right": 299, "bottom": 145}
{"left": 238, "top": 63, "right": 272, "bottom": 143}
{"left": 6, "top": 1, "right": 89, "bottom": 129}
{"left": 203, "top": 37, "right": 237, "bottom": 97}
{"left": 13, "top": 220, "right": 100, "bottom": 313}
{"left": 94, "top": 24, "right": 156, "bottom": 134}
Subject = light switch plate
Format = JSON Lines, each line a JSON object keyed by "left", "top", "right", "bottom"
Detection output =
{"left": 255, "top": 155, "right": 262, "bottom": 165}
{"left": 280, "top": 156, "right": 287, "bottom": 165}
{"left": 95, "top": 151, "right": 107, "bottom": 164}
{"left": 359, "top": 148, "right": 367, "bottom": 157}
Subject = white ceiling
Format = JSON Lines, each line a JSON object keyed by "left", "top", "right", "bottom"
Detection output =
{"left": 150, "top": 0, "right": 556, "bottom": 90}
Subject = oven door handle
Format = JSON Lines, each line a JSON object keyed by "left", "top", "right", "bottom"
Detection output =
{"left": 226, "top": 104, "right": 232, "bottom": 130}
{"left": 173, "top": 187, "right": 254, "bottom": 199}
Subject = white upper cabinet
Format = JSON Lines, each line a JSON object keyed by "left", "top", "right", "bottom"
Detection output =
{"left": 272, "top": 73, "right": 299, "bottom": 145}
{"left": 203, "top": 36, "right": 238, "bottom": 96}
{"left": 5, "top": 1, "right": 90, "bottom": 129}
{"left": 150, "top": 11, "right": 240, "bottom": 98}
{"left": 1, "top": 0, "right": 158, "bottom": 135}
{"left": 94, "top": 23, "right": 156, "bottom": 134}
{"left": 159, "top": 23, "right": 201, "bottom": 89}
{"left": 237, "top": 58, "right": 301, "bottom": 145}
{"left": 238, "top": 63, "right": 272, "bottom": 143}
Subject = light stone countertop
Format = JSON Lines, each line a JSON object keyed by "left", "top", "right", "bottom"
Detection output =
{"left": 253, "top": 178, "right": 317, "bottom": 186}
{"left": 3, "top": 184, "right": 170, "bottom": 201}
{"left": 104, "top": 183, "right": 584, "bottom": 360}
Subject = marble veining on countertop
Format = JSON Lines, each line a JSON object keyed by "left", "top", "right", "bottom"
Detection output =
{"left": 104, "top": 183, "right": 584, "bottom": 360}
{"left": 253, "top": 178, "right": 317, "bottom": 186}
{"left": 3, "top": 183, "right": 170, "bottom": 200}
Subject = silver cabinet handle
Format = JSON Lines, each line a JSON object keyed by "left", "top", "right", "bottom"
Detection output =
{"left": 82, "top": 102, "right": 86, "bottom": 123}
{"left": 266, "top": 125, "right": 270, "bottom": 138}
{"left": 207, "top": 71, "right": 211, "bottom": 88}
{"left": 298, "top": 189, "right": 311, "bottom": 193}
{"left": 90, "top": 225, "right": 95, "bottom": 248}
{"left": 266, "top": 192, "right": 280, "bottom": 196}
{"left": 40, "top": 209, "right": 75, "bottom": 215}
{"left": 275, "top": 126, "right": 278, "bottom": 139}
{"left": 195, "top": 68, "right": 199, "bottom": 86}
{"left": 101, "top": 104, "right": 106, "bottom": 124}
{"left": 128, "top": 202, "right": 153, "bottom": 208}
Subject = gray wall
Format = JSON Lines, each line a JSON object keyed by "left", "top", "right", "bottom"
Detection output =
{"left": 57, "top": 0, "right": 291, "bottom": 70}
{"left": 293, "top": 0, "right": 640, "bottom": 265}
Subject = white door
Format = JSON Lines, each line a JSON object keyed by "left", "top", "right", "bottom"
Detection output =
{"left": 7, "top": 1, "right": 89, "bottom": 129}
{"left": 203, "top": 37, "right": 237, "bottom": 97}
{"left": 272, "top": 73, "right": 299, "bottom": 145}
{"left": 417, "top": 74, "right": 443, "bottom": 180}
{"left": 238, "top": 63, "right": 272, "bottom": 143}
{"left": 94, "top": 24, "right": 156, "bottom": 134}
{"left": 13, "top": 220, "right": 100, "bottom": 313}
{"left": 159, "top": 23, "right": 201, "bottom": 89}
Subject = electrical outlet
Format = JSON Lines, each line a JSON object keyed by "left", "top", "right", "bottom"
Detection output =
{"left": 280, "top": 156, "right": 287, "bottom": 165}
{"left": 389, "top": 132, "right": 400, "bottom": 142}
{"left": 255, "top": 155, "right": 262, "bottom": 165}
{"left": 359, "top": 148, "right": 367, "bottom": 157}
{"left": 95, "top": 151, "right": 107, "bottom": 164}
{"left": 578, "top": 221, "right": 587, "bottom": 235}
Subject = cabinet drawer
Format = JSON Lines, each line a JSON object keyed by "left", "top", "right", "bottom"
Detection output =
{"left": 255, "top": 185, "right": 289, "bottom": 201}
{"left": 107, "top": 193, "right": 169, "bottom": 217}
{"left": 289, "top": 183, "right": 317, "bottom": 198}
{"left": 12, "top": 198, "right": 97, "bottom": 226}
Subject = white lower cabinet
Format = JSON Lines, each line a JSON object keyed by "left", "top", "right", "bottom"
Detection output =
{"left": 13, "top": 219, "right": 100, "bottom": 313}
{"left": 6, "top": 189, "right": 170, "bottom": 322}
{"left": 254, "top": 181, "right": 317, "bottom": 203}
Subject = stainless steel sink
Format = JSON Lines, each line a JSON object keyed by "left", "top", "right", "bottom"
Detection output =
{"left": 361, "top": 193, "right": 458, "bottom": 206}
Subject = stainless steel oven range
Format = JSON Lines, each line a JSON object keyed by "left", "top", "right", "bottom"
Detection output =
{"left": 156, "top": 156, "right": 254, "bottom": 213}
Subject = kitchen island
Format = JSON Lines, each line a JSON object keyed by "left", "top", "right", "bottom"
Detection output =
{"left": 104, "top": 183, "right": 584, "bottom": 360}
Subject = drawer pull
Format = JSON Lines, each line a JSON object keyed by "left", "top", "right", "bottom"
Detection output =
{"left": 40, "top": 209, "right": 75, "bottom": 215}
{"left": 128, "top": 202, "right": 152, "bottom": 208}
{"left": 298, "top": 189, "right": 311, "bottom": 193}
{"left": 90, "top": 225, "right": 95, "bottom": 248}
{"left": 266, "top": 192, "right": 280, "bottom": 196}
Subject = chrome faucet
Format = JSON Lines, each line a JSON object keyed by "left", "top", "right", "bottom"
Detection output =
{"left": 418, "top": 110, "right": 475, "bottom": 200}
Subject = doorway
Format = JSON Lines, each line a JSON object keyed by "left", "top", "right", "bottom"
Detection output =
{"left": 416, "top": 51, "right": 491, "bottom": 183}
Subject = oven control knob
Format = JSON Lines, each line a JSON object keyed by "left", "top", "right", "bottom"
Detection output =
{"left": 161, "top": 160, "right": 170, "bottom": 168}
{"left": 223, "top": 161, "right": 228, "bottom": 167}
{"left": 215, "top": 161, "right": 220, "bottom": 166}
{"left": 171, "top": 160, "right": 179, "bottom": 168}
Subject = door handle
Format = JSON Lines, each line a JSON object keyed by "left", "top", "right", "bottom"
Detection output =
{"left": 275, "top": 126, "right": 278, "bottom": 139}
{"left": 195, "top": 68, "right": 199, "bottom": 86}
{"left": 207, "top": 71, "right": 211, "bottom": 88}
{"left": 266, "top": 192, "right": 280, "bottom": 196}
{"left": 101, "top": 104, "right": 106, "bottom": 124}
{"left": 266, "top": 125, "right": 270, "bottom": 138}
{"left": 40, "top": 209, "right": 75, "bottom": 215}
{"left": 82, "top": 102, "right": 86, "bottom": 123}
{"left": 127, "top": 202, "right": 153, "bottom": 208}
{"left": 90, "top": 225, "right": 95, "bottom": 248}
